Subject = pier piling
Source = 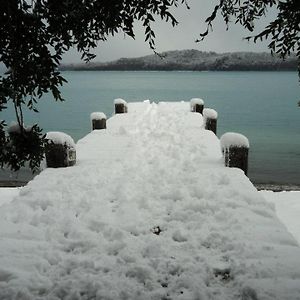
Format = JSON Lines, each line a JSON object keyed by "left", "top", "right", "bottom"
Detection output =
{"left": 45, "top": 132, "right": 76, "bottom": 168}
{"left": 190, "top": 98, "right": 204, "bottom": 115}
{"left": 203, "top": 108, "right": 218, "bottom": 135}
{"left": 114, "top": 98, "right": 128, "bottom": 114}
{"left": 91, "top": 112, "right": 107, "bottom": 130}
{"left": 220, "top": 132, "right": 249, "bottom": 175}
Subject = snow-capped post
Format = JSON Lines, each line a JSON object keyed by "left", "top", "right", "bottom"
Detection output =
{"left": 190, "top": 98, "right": 204, "bottom": 114}
{"left": 90, "top": 112, "right": 107, "bottom": 130}
{"left": 114, "top": 98, "right": 128, "bottom": 114}
{"left": 203, "top": 108, "right": 218, "bottom": 134}
{"left": 45, "top": 132, "right": 76, "bottom": 168}
{"left": 220, "top": 132, "right": 249, "bottom": 176}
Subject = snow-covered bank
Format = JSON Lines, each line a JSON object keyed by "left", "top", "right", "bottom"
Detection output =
{"left": 0, "top": 101, "right": 300, "bottom": 300}
{"left": 260, "top": 191, "right": 300, "bottom": 245}
{"left": 0, "top": 188, "right": 20, "bottom": 206}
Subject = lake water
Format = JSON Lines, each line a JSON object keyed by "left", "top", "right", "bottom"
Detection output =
{"left": 1, "top": 71, "right": 300, "bottom": 186}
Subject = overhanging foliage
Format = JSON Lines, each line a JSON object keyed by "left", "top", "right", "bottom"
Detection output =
{"left": 0, "top": 0, "right": 188, "bottom": 171}
{"left": 198, "top": 0, "right": 300, "bottom": 76}
{"left": 0, "top": 0, "right": 299, "bottom": 172}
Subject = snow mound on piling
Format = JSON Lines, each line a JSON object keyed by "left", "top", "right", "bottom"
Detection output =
{"left": 114, "top": 98, "right": 127, "bottom": 105}
{"left": 190, "top": 98, "right": 204, "bottom": 105}
{"left": 46, "top": 131, "right": 75, "bottom": 148}
{"left": 203, "top": 108, "right": 218, "bottom": 120}
{"left": 90, "top": 112, "right": 107, "bottom": 121}
{"left": 220, "top": 132, "right": 250, "bottom": 149}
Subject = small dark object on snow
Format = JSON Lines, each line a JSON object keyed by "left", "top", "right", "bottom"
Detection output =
{"left": 214, "top": 268, "right": 231, "bottom": 282}
{"left": 151, "top": 226, "right": 162, "bottom": 235}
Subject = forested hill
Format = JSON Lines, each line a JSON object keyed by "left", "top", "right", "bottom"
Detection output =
{"left": 61, "top": 50, "right": 297, "bottom": 71}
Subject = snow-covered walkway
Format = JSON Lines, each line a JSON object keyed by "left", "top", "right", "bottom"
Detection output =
{"left": 1, "top": 101, "right": 300, "bottom": 300}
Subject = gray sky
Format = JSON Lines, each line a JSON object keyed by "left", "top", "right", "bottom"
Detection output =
{"left": 62, "top": 0, "right": 277, "bottom": 63}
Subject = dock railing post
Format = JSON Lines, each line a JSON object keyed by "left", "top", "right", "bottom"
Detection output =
{"left": 220, "top": 132, "right": 249, "bottom": 176}
{"left": 90, "top": 112, "right": 107, "bottom": 130}
{"left": 45, "top": 132, "right": 76, "bottom": 168}
{"left": 114, "top": 98, "right": 128, "bottom": 114}
{"left": 203, "top": 108, "right": 218, "bottom": 135}
{"left": 190, "top": 98, "right": 204, "bottom": 115}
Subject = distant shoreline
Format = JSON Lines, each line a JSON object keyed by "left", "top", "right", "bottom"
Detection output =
{"left": 61, "top": 69, "right": 297, "bottom": 72}
{"left": 254, "top": 183, "right": 300, "bottom": 192}
{"left": 0, "top": 181, "right": 28, "bottom": 188}
{"left": 60, "top": 49, "right": 297, "bottom": 72}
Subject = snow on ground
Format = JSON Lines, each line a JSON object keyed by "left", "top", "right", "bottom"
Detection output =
{"left": 260, "top": 191, "right": 300, "bottom": 245}
{"left": 0, "top": 188, "right": 20, "bottom": 206}
{"left": 1, "top": 189, "right": 299, "bottom": 245}
{"left": 0, "top": 101, "right": 300, "bottom": 300}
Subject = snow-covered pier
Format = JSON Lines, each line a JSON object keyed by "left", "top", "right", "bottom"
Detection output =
{"left": 1, "top": 101, "right": 300, "bottom": 299}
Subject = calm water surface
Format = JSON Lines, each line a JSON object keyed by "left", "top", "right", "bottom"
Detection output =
{"left": 1, "top": 71, "right": 300, "bottom": 185}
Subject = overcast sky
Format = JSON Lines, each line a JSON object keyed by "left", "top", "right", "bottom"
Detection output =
{"left": 62, "top": 0, "right": 277, "bottom": 63}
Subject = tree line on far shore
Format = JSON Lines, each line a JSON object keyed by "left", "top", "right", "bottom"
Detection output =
{"left": 61, "top": 50, "right": 297, "bottom": 72}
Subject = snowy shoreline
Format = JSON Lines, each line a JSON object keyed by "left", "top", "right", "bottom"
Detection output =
{"left": 1, "top": 180, "right": 300, "bottom": 192}
{"left": 254, "top": 183, "right": 300, "bottom": 192}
